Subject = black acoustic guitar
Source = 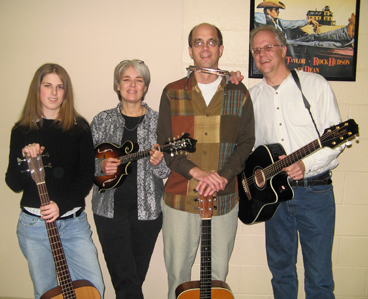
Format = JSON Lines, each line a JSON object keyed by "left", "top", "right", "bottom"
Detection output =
{"left": 238, "top": 119, "right": 359, "bottom": 225}
{"left": 94, "top": 133, "right": 197, "bottom": 193}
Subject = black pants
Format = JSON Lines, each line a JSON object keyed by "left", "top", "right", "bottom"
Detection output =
{"left": 94, "top": 200, "right": 162, "bottom": 299}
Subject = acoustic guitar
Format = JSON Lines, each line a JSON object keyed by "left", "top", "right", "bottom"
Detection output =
{"left": 175, "top": 193, "right": 234, "bottom": 299}
{"left": 94, "top": 133, "right": 197, "bottom": 193}
{"left": 238, "top": 119, "right": 359, "bottom": 225}
{"left": 25, "top": 153, "right": 100, "bottom": 299}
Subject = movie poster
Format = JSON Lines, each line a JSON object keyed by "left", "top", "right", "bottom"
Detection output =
{"left": 249, "top": 0, "right": 360, "bottom": 81}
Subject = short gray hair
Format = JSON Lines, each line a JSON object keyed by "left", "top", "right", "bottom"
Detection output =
{"left": 113, "top": 59, "right": 151, "bottom": 101}
{"left": 249, "top": 25, "right": 287, "bottom": 50}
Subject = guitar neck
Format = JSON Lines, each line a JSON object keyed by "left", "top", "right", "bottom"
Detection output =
{"left": 263, "top": 138, "right": 321, "bottom": 180}
{"left": 119, "top": 143, "right": 173, "bottom": 164}
{"left": 37, "top": 182, "right": 76, "bottom": 298}
{"left": 200, "top": 219, "right": 212, "bottom": 298}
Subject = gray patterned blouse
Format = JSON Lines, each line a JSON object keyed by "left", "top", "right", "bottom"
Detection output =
{"left": 91, "top": 102, "right": 171, "bottom": 220}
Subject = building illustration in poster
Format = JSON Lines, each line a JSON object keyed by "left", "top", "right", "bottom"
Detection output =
{"left": 249, "top": 0, "right": 360, "bottom": 81}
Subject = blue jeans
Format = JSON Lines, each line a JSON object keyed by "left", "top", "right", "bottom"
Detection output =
{"left": 265, "top": 178, "right": 335, "bottom": 299}
{"left": 17, "top": 211, "right": 104, "bottom": 299}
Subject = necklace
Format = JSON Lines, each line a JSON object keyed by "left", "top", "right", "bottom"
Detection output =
{"left": 122, "top": 106, "right": 144, "bottom": 131}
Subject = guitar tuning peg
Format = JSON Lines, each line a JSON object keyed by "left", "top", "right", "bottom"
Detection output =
{"left": 355, "top": 136, "right": 359, "bottom": 142}
{"left": 345, "top": 141, "right": 352, "bottom": 146}
{"left": 20, "top": 169, "right": 30, "bottom": 173}
{"left": 42, "top": 152, "right": 50, "bottom": 158}
{"left": 168, "top": 138, "right": 171, "bottom": 142}
{"left": 181, "top": 132, "right": 184, "bottom": 136}
{"left": 17, "top": 157, "right": 26, "bottom": 165}
{"left": 45, "top": 163, "right": 52, "bottom": 169}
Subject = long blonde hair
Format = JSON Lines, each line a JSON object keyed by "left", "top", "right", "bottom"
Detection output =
{"left": 15, "top": 63, "right": 84, "bottom": 131}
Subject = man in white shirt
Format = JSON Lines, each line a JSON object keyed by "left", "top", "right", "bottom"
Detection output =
{"left": 249, "top": 25, "right": 342, "bottom": 299}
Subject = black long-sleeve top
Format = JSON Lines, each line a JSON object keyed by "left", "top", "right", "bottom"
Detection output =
{"left": 5, "top": 118, "right": 95, "bottom": 216}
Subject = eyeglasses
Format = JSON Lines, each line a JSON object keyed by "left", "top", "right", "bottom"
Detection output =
{"left": 192, "top": 38, "right": 219, "bottom": 48}
{"left": 251, "top": 44, "right": 282, "bottom": 55}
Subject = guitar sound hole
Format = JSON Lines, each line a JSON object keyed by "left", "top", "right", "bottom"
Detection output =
{"left": 254, "top": 168, "right": 266, "bottom": 188}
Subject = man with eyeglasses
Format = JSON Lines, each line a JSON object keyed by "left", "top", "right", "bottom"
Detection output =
{"left": 255, "top": 0, "right": 355, "bottom": 48}
{"left": 249, "top": 25, "right": 342, "bottom": 299}
{"left": 157, "top": 23, "right": 255, "bottom": 298}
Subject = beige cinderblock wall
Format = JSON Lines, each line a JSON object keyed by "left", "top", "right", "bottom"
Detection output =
{"left": 0, "top": 1, "right": 367, "bottom": 298}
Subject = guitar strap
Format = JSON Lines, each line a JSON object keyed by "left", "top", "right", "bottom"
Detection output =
{"left": 291, "top": 70, "right": 320, "bottom": 137}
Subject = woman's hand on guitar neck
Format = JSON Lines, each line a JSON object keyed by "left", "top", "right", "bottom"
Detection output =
{"left": 22, "top": 143, "right": 45, "bottom": 158}
{"left": 40, "top": 201, "right": 59, "bottom": 223}
{"left": 149, "top": 144, "right": 163, "bottom": 166}
{"left": 101, "top": 158, "right": 121, "bottom": 175}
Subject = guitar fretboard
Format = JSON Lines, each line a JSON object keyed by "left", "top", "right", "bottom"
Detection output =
{"left": 250, "top": 138, "right": 321, "bottom": 186}
{"left": 200, "top": 219, "right": 212, "bottom": 298}
{"left": 119, "top": 143, "right": 177, "bottom": 164}
{"left": 37, "top": 181, "right": 77, "bottom": 299}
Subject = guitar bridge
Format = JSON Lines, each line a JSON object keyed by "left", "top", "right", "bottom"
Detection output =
{"left": 241, "top": 172, "right": 252, "bottom": 201}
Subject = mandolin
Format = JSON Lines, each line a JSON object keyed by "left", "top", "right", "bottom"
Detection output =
{"left": 25, "top": 154, "right": 100, "bottom": 299}
{"left": 94, "top": 133, "right": 197, "bottom": 193}
{"left": 175, "top": 193, "right": 234, "bottom": 299}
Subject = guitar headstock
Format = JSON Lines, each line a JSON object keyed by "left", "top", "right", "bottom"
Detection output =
{"left": 198, "top": 193, "right": 216, "bottom": 219}
{"left": 25, "top": 154, "right": 46, "bottom": 185}
{"left": 321, "top": 119, "right": 359, "bottom": 149}
{"left": 164, "top": 133, "right": 197, "bottom": 156}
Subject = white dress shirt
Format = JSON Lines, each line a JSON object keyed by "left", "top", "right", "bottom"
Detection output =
{"left": 249, "top": 70, "right": 342, "bottom": 178}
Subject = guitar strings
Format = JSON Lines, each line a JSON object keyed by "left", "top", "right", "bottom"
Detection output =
{"left": 119, "top": 139, "right": 189, "bottom": 163}
{"left": 244, "top": 126, "right": 346, "bottom": 188}
{"left": 200, "top": 219, "right": 212, "bottom": 295}
{"left": 32, "top": 157, "right": 76, "bottom": 298}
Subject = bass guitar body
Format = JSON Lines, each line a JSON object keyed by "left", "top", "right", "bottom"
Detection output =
{"left": 176, "top": 280, "right": 233, "bottom": 299}
{"left": 40, "top": 280, "right": 100, "bottom": 299}
{"left": 238, "top": 143, "right": 293, "bottom": 225}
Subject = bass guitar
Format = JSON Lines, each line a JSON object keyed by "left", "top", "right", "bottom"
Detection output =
{"left": 238, "top": 119, "right": 359, "bottom": 225}
{"left": 175, "top": 193, "right": 234, "bottom": 299}
{"left": 25, "top": 154, "right": 100, "bottom": 299}
{"left": 94, "top": 133, "right": 197, "bottom": 193}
